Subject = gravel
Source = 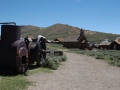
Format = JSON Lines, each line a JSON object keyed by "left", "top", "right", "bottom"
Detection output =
{"left": 27, "top": 52, "right": 120, "bottom": 90}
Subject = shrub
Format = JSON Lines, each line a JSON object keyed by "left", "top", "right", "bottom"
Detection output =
{"left": 109, "top": 55, "right": 115, "bottom": 60}
{"left": 61, "top": 54, "right": 67, "bottom": 61}
{"left": 41, "top": 54, "right": 67, "bottom": 70}
{"left": 109, "top": 61, "right": 115, "bottom": 66}
{"left": 96, "top": 54, "right": 104, "bottom": 59}
{"left": 89, "top": 53, "right": 95, "bottom": 56}
{"left": 104, "top": 53, "right": 108, "bottom": 55}
{"left": 52, "top": 57, "right": 60, "bottom": 66}
{"left": 43, "top": 57, "right": 58, "bottom": 70}
{"left": 117, "top": 56, "right": 120, "bottom": 60}
{"left": 114, "top": 55, "right": 118, "bottom": 58}
{"left": 78, "top": 51, "right": 84, "bottom": 54}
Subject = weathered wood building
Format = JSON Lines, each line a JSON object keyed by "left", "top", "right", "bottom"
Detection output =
{"left": 54, "top": 38, "right": 64, "bottom": 44}
{"left": 63, "top": 34, "right": 88, "bottom": 49}
{"left": 110, "top": 37, "right": 120, "bottom": 50}
{"left": 99, "top": 41, "right": 112, "bottom": 49}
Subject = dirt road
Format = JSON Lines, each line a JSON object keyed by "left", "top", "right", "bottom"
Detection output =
{"left": 27, "top": 52, "right": 120, "bottom": 90}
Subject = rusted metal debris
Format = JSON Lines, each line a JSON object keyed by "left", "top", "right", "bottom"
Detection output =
{"left": 0, "top": 22, "right": 63, "bottom": 75}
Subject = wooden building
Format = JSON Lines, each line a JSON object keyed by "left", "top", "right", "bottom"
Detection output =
{"left": 54, "top": 38, "right": 64, "bottom": 44}
{"left": 63, "top": 34, "right": 88, "bottom": 49}
{"left": 99, "top": 41, "right": 112, "bottom": 49}
{"left": 110, "top": 37, "right": 120, "bottom": 50}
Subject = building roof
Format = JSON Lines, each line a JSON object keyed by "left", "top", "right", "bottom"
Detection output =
{"left": 99, "top": 41, "right": 112, "bottom": 45}
{"left": 64, "top": 35, "right": 83, "bottom": 42}
{"left": 28, "top": 36, "right": 34, "bottom": 39}
{"left": 115, "top": 37, "right": 120, "bottom": 44}
{"left": 54, "top": 38, "right": 64, "bottom": 42}
{"left": 46, "top": 40, "right": 53, "bottom": 42}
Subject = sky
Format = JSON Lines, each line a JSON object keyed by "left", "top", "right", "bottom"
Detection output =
{"left": 0, "top": 0, "right": 120, "bottom": 35}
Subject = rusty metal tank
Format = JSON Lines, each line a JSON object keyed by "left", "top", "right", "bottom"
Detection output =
{"left": 0, "top": 24, "right": 28, "bottom": 74}
{"left": 0, "top": 22, "right": 63, "bottom": 74}
{"left": 1, "top": 25, "right": 21, "bottom": 46}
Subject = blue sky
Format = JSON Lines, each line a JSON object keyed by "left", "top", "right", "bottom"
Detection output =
{"left": 0, "top": 0, "right": 120, "bottom": 35}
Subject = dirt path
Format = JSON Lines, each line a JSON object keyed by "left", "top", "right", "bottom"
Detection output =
{"left": 27, "top": 52, "right": 120, "bottom": 90}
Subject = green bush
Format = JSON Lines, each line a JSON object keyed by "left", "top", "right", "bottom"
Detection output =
{"left": 52, "top": 57, "right": 60, "bottom": 66}
{"left": 89, "top": 52, "right": 95, "bottom": 56}
{"left": 96, "top": 54, "right": 104, "bottom": 59}
{"left": 41, "top": 54, "right": 67, "bottom": 70}
{"left": 117, "top": 56, "right": 120, "bottom": 60}
{"left": 44, "top": 57, "right": 58, "bottom": 70}
{"left": 109, "top": 61, "right": 115, "bottom": 66}
{"left": 104, "top": 53, "right": 108, "bottom": 55}
{"left": 77, "top": 51, "right": 84, "bottom": 54}
{"left": 61, "top": 55, "right": 67, "bottom": 61}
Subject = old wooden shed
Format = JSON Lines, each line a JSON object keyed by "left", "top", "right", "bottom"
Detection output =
{"left": 54, "top": 38, "right": 64, "bottom": 44}
{"left": 110, "top": 37, "right": 120, "bottom": 50}
{"left": 99, "top": 41, "right": 112, "bottom": 49}
{"left": 63, "top": 34, "right": 88, "bottom": 49}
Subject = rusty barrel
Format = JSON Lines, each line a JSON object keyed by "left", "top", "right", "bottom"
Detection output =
{"left": 1, "top": 25, "right": 21, "bottom": 46}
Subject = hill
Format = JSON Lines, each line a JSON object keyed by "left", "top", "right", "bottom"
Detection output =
{"left": 21, "top": 24, "right": 120, "bottom": 44}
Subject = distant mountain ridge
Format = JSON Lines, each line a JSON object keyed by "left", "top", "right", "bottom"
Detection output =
{"left": 21, "top": 23, "right": 120, "bottom": 44}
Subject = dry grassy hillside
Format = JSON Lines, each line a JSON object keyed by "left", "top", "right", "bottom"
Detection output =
{"left": 21, "top": 24, "right": 120, "bottom": 43}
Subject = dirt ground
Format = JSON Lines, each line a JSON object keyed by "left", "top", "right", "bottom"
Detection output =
{"left": 26, "top": 52, "right": 120, "bottom": 90}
